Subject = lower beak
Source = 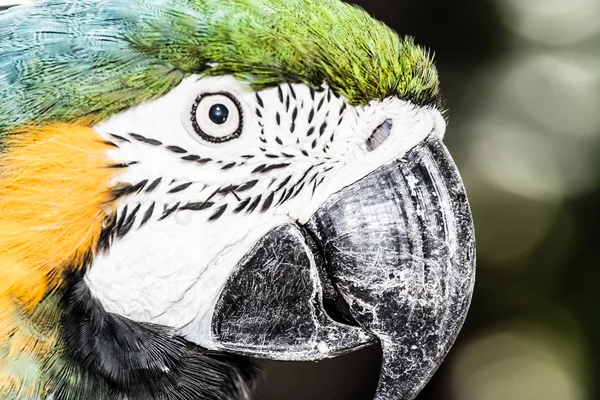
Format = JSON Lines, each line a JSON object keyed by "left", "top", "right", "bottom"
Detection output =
{"left": 211, "top": 135, "right": 476, "bottom": 399}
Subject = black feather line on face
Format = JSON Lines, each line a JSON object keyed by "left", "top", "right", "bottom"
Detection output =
{"left": 145, "top": 177, "right": 162, "bottom": 193}
{"left": 197, "top": 158, "right": 213, "bottom": 165}
{"left": 111, "top": 180, "right": 148, "bottom": 199}
{"left": 255, "top": 93, "right": 264, "bottom": 108}
{"left": 275, "top": 188, "right": 288, "bottom": 206}
{"left": 169, "top": 182, "right": 193, "bottom": 193}
{"left": 115, "top": 205, "right": 129, "bottom": 233}
{"left": 292, "top": 182, "right": 305, "bottom": 199}
{"left": 234, "top": 197, "right": 251, "bottom": 213}
{"left": 129, "top": 133, "right": 163, "bottom": 146}
{"left": 246, "top": 195, "right": 262, "bottom": 213}
{"left": 281, "top": 186, "right": 295, "bottom": 204}
{"left": 209, "top": 204, "right": 228, "bottom": 221}
{"left": 159, "top": 202, "right": 180, "bottom": 221}
{"left": 109, "top": 133, "right": 131, "bottom": 143}
{"left": 288, "top": 83, "right": 297, "bottom": 100}
{"left": 139, "top": 202, "right": 155, "bottom": 227}
{"left": 97, "top": 213, "right": 118, "bottom": 254}
{"left": 182, "top": 154, "right": 201, "bottom": 161}
{"left": 319, "top": 122, "right": 328, "bottom": 137}
{"left": 107, "top": 161, "right": 138, "bottom": 169}
{"left": 317, "top": 96, "right": 325, "bottom": 111}
{"left": 276, "top": 176, "right": 292, "bottom": 191}
{"left": 117, "top": 203, "right": 141, "bottom": 239}
{"left": 261, "top": 192, "right": 275, "bottom": 212}
{"left": 180, "top": 201, "right": 214, "bottom": 211}
{"left": 167, "top": 145, "right": 188, "bottom": 154}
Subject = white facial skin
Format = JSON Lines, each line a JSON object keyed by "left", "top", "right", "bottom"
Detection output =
{"left": 85, "top": 75, "right": 446, "bottom": 348}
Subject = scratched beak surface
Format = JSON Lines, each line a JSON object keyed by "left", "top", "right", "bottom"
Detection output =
{"left": 211, "top": 135, "right": 476, "bottom": 400}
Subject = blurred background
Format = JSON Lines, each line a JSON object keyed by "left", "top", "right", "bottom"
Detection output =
{"left": 259, "top": 0, "right": 600, "bottom": 399}
{"left": 1, "top": 0, "right": 598, "bottom": 399}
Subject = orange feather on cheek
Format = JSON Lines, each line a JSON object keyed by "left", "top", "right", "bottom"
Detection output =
{"left": 0, "top": 123, "right": 118, "bottom": 311}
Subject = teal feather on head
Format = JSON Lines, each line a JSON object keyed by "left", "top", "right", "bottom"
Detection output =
{"left": 0, "top": 0, "right": 439, "bottom": 134}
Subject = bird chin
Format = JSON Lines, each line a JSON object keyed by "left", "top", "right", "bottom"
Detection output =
{"left": 209, "top": 134, "right": 476, "bottom": 400}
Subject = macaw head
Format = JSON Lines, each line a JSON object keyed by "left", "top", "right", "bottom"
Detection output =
{"left": 0, "top": 0, "right": 475, "bottom": 399}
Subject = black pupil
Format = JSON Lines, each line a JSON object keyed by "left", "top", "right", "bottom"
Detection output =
{"left": 209, "top": 104, "right": 229, "bottom": 125}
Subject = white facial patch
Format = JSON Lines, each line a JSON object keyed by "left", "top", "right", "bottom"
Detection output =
{"left": 85, "top": 75, "right": 444, "bottom": 348}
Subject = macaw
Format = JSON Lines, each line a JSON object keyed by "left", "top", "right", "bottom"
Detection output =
{"left": 0, "top": 0, "right": 476, "bottom": 399}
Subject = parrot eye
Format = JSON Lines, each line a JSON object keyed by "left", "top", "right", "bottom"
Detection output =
{"left": 191, "top": 92, "right": 243, "bottom": 143}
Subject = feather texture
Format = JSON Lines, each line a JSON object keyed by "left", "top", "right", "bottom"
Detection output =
{"left": 0, "top": 124, "right": 117, "bottom": 398}
{"left": 0, "top": 0, "right": 439, "bottom": 136}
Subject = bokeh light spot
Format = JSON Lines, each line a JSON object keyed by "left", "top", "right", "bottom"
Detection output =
{"left": 450, "top": 323, "right": 589, "bottom": 400}
{"left": 498, "top": 0, "right": 600, "bottom": 45}
{"left": 501, "top": 54, "right": 600, "bottom": 139}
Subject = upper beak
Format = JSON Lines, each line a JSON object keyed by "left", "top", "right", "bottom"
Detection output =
{"left": 210, "top": 135, "right": 476, "bottom": 399}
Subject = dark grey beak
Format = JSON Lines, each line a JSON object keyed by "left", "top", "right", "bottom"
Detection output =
{"left": 211, "top": 135, "right": 476, "bottom": 399}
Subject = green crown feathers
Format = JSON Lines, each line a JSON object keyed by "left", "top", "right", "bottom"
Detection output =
{"left": 0, "top": 0, "right": 440, "bottom": 134}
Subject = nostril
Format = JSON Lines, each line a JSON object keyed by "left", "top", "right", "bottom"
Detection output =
{"left": 366, "top": 119, "right": 393, "bottom": 151}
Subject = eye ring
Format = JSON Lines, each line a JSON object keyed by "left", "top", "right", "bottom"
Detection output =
{"left": 190, "top": 92, "right": 244, "bottom": 143}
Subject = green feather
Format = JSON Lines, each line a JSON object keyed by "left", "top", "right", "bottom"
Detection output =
{"left": 0, "top": 0, "right": 439, "bottom": 136}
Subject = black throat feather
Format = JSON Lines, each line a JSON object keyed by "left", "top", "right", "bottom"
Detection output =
{"left": 57, "top": 255, "right": 262, "bottom": 400}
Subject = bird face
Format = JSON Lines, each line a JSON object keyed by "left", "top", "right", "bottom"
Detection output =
{"left": 85, "top": 75, "right": 443, "bottom": 339}
{"left": 0, "top": 1, "right": 475, "bottom": 399}
{"left": 81, "top": 74, "right": 473, "bottom": 399}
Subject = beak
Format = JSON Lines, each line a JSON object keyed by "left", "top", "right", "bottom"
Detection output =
{"left": 210, "top": 135, "right": 476, "bottom": 399}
